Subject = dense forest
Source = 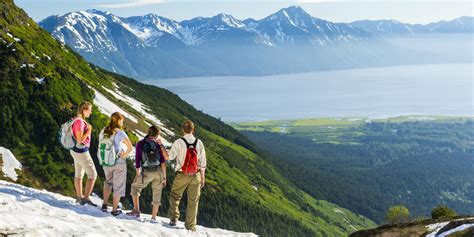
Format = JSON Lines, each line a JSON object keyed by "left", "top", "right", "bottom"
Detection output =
{"left": 240, "top": 118, "right": 474, "bottom": 223}
{"left": 0, "top": 1, "right": 375, "bottom": 236}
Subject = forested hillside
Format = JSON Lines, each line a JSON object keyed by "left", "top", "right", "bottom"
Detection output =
{"left": 236, "top": 117, "right": 474, "bottom": 223}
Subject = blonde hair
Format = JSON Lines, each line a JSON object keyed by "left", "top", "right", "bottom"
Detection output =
{"left": 77, "top": 101, "right": 92, "bottom": 118}
{"left": 104, "top": 112, "right": 124, "bottom": 137}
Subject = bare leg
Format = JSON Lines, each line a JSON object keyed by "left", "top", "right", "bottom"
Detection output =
{"left": 132, "top": 195, "right": 140, "bottom": 212}
{"left": 84, "top": 178, "right": 96, "bottom": 199}
{"left": 74, "top": 178, "right": 83, "bottom": 199}
{"left": 151, "top": 204, "right": 160, "bottom": 220}
{"left": 112, "top": 196, "right": 121, "bottom": 212}
{"left": 103, "top": 186, "right": 111, "bottom": 205}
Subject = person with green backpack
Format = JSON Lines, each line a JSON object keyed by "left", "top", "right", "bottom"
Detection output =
{"left": 127, "top": 125, "right": 168, "bottom": 223}
{"left": 98, "top": 112, "right": 132, "bottom": 216}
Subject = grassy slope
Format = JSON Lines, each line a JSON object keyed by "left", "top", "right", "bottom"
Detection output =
{"left": 0, "top": 1, "right": 375, "bottom": 236}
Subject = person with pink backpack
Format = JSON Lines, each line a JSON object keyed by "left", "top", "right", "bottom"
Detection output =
{"left": 166, "top": 120, "right": 207, "bottom": 231}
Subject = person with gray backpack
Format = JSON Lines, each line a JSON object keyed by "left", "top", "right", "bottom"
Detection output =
{"left": 59, "top": 102, "right": 98, "bottom": 206}
{"left": 98, "top": 112, "right": 132, "bottom": 216}
{"left": 127, "top": 125, "right": 168, "bottom": 223}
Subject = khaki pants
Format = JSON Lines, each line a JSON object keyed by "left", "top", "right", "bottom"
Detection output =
{"left": 103, "top": 163, "right": 127, "bottom": 197}
{"left": 169, "top": 172, "right": 201, "bottom": 231}
{"left": 70, "top": 150, "right": 97, "bottom": 179}
{"left": 130, "top": 170, "right": 164, "bottom": 205}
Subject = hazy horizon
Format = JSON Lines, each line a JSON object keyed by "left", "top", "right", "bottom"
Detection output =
{"left": 16, "top": 0, "right": 473, "bottom": 24}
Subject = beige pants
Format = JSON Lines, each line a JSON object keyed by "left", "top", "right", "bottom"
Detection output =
{"left": 130, "top": 170, "right": 164, "bottom": 205}
{"left": 169, "top": 172, "right": 201, "bottom": 231}
{"left": 103, "top": 163, "right": 127, "bottom": 197}
{"left": 70, "top": 150, "right": 97, "bottom": 179}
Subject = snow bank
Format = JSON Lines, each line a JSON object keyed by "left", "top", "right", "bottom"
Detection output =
{"left": 0, "top": 180, "right": 256, "bottom": 236}
{"left": 93, "top": 89, "right": 138, "bottom": 123}
{"left": 438, "top": 224, "right": 474, "bottom": 236}
{"left": 0, "top": 147, "right": 22, "bottom": 181}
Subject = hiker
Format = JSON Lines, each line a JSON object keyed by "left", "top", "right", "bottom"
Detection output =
{"left": 167, "top": 120, "right": 207, "bottom": 231}
{"left": 70, "top": 101, "right": 98, "bottom": 206}
{"left": 127, "top": 125, "right": 168, "bottom": 223}
{"left": 99, "top": 112, "right": 133, "bottom": 216}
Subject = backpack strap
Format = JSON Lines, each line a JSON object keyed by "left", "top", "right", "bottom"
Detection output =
{"left": 181, "top": 137, "right": 198, "bottom": 148}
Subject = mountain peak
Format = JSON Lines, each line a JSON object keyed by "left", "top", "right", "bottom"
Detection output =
{"left": 85, "top": 9, "right": 110, "bottom": 15}
{"left": 211, "top": 13, "right": 245, "bottom": 28}
{"left": 266, "top": 5, "right": 313, "bottom": 23}
{"left": 278, "top": 5, "right": 310, "bottom": 17}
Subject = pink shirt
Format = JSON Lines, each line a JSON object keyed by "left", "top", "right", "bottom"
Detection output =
{"left": 72, "top": 118, "right": 90, "bottom": 147}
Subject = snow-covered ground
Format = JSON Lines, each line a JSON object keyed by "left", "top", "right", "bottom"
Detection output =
{"left": 0, "top": 148, "right": 254, "bottom": 236}
{"left": 426, "top": 218, "right": 474, "bottom": 237}
{"left": 0, "top": 147, "right": 22, "bottom": 181}
{"left": 0, "top": 180, "right": 256, "bottom": 237}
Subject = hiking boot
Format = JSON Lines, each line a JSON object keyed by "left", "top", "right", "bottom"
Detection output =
{"left": 81, "top": 198, "right": 97, "bottom": 207}
{"left": 111, "top": 210, "right": 123, "bottom": 216}
{"left": 168, "top": 221, "right": 177, "bottom": 227}
{"left": 101, "top": 204, "right": 108, "bottom": 212}
{"left": 126, "top": 210, "right": 140, "bottom": 218}
{"left": 75, "top": 197, "right": 82, "bottom": 204}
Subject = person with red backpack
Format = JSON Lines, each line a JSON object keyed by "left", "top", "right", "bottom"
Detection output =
{"left": 167, "top": 120, "right": 207, "bottom": 231}
{"left": 127, "top": 125, "right": 168, "bottom": 223}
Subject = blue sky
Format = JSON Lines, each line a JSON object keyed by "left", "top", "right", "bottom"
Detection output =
{"left": 15, "top": 0, "right": 473, "bottom": 24}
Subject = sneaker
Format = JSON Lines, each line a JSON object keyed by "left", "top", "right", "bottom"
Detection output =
{"left": 80, "top": 198, "right": 97, "bottom": 207}
{"left": 111, "top": 210, "right": 123, "bottom": 216}
{"left": 101, "top": 204, "right": 108, "bottom": 212}
{"left": 168, "top": 221, "right": 177, "bottom": 227}
{"left": 126, "top": 210, "right": 140, "bottom": 218}
{"left": 150, "top": 218, "right": 158, "bottom": 224}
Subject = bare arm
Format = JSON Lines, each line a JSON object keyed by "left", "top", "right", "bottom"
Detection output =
{"left": 120, "top": 136, "right": 133, "bottom": 159}
{"left": 160, "top": 145, "right": 169, "bottom": 160}
{"left": 161, "top": 162, "right": 167, "bottom": 187}
{"left": 200, "top": 168, "right": 206, "bottom": 188}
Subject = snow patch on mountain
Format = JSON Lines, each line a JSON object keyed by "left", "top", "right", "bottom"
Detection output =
{"left": 0, "top": 180, "right": 256, "bottom": 237}
{"left": 0, "top": 147, "right": 22, "bottom": 181}
{"left": 101, "top": 85, "right": 175, "bottom": 138}
{"left": 93, "top": 89, "right": 138, "bottom": 123}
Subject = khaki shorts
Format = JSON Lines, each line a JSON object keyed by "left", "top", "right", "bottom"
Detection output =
{"left": 103, "top": 163, "right": 127, "bottom": 197}
{"left": 70, "top": 150, "right": 98, "bottom": 179}
{"left": 131, "top": 170, "right": 164, "bottom": 205}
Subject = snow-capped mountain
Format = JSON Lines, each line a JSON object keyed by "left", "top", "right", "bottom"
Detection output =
{"left": 349, "top": 19, "right": 418, "bottom": 35}
{"left": 350, "top": 16, "right": 474, "bottom": 35}
{"left": 424, "top": 16, "right": 474, "bottom": 33}
{"left": 38, "top": 6, "right": 473, "bottom": 79}
{"left": 40, "top": 6, "right": 375, "bottom": 49}
{"left": 253, "top": 6, "right": 372, "bottom": 46}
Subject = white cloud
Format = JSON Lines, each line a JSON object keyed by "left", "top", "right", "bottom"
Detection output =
{"left": 96, "top": 0, "right": 167, "bottom": 9}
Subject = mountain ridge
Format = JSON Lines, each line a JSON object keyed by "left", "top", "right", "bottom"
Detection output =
{"left": 38, "top": 6, "right": 473, "bottom": 79}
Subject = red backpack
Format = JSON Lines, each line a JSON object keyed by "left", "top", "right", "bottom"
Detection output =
{"left": 181, "top": 138, "right": 199, "bottom": 175}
